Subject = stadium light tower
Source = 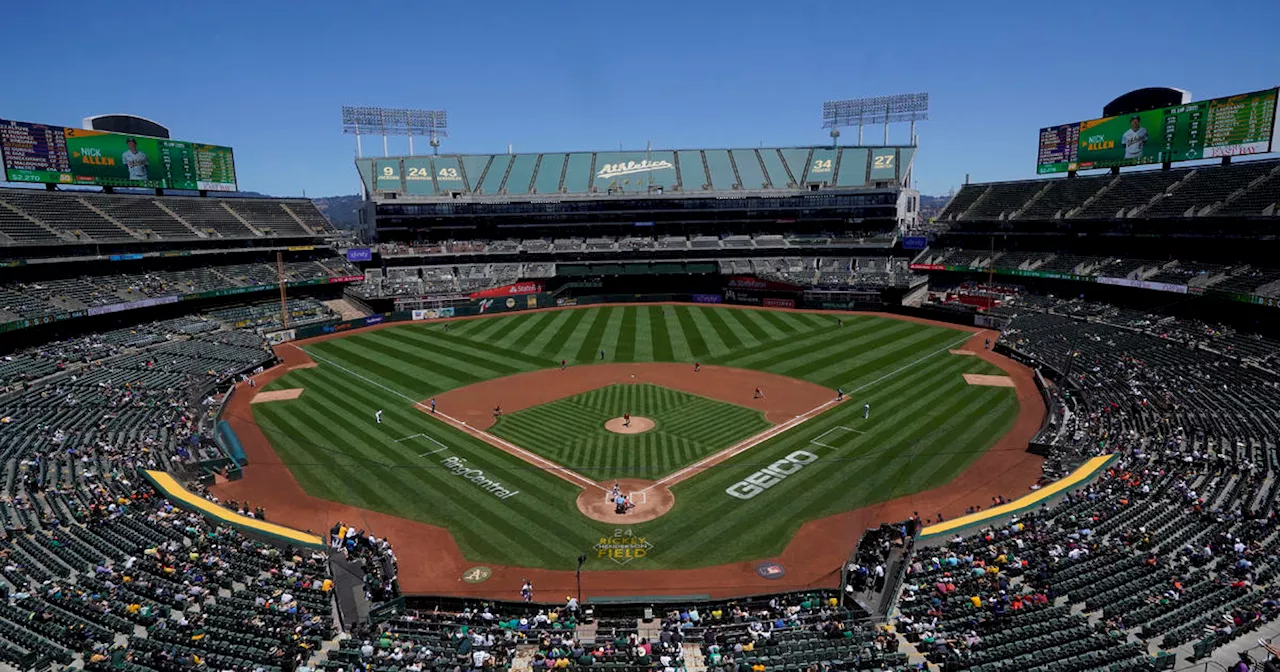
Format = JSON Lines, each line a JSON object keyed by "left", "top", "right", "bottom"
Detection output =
{"left": 341, "top": 106, "right": 449, "bottom": 157}
{"left": 822, "top": 93, "right": 929, "bottom": 147}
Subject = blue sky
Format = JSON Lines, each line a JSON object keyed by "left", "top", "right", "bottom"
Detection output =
{"left": 3, "top": 0, "right": 1278, "bottom": 197}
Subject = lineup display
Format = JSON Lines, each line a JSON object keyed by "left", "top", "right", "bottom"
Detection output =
{"left": 1037, "top": 88, "right": 1278, "bottom": 174}
{"left": 0, "top": 119, "right": 237, "bottom": 191}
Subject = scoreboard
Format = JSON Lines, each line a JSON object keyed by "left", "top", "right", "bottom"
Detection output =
{"left": 0, "top": 119, "right": 238, "bottom": 191}
{"left": 1037, "top": 88, "right": 1278, "bottom": 174}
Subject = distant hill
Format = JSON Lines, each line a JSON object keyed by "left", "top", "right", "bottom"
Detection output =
{"left": 310, "top": 195, "right": 363, "bottom": 231}
{"left": 919, "top": 194, "right": 950, "bottom": 221}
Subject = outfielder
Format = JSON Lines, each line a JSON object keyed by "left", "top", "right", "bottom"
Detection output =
{"left": 864, "top": 403, "right": 870, "bottom": 419}
{"left": 375, "top": 409, "right": 383, "bottom": 424}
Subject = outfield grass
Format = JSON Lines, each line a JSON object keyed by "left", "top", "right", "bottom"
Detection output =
{"left": 252, "top": 306, "right": 1018, "bottom": 570}
{"left": 490, "top": 383, "right": 772, "bottom": 480}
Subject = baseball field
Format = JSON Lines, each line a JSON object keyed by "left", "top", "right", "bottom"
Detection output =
{"left": 240, "top": 305, "right": 1021, "bottom": 572}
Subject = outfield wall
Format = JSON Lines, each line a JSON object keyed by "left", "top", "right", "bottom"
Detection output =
{"left": 276, "top": 290, "right": 991, "bottom": 345}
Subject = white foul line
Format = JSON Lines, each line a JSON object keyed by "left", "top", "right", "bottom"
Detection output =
{"left": 300, "top": 345, "right": 607, "bottom": 492}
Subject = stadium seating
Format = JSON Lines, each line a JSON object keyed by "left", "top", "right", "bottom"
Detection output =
{"left": 937, "top": 158, "right": 1280, "bottom": 222}
{"left": 0, "top": 189, "right": 335, "bottom": 244}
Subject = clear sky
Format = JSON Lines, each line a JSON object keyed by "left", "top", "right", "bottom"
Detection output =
{"left": 3, "top": 0, "right": 1278, "bottom": 197}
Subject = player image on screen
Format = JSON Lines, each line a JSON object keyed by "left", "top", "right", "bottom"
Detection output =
{"left": 122, "top": 138, "right": 150, "bottom": 181}
{"left": 1122, "top": 116, "right": 1149, "bottom": 160}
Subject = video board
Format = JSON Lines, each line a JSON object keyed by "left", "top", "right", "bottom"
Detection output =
{"left": 1037, "top": 88, "right": 1277, "bottom": 174}
{"left": 0, "top": 119, "right": 237, "bottom": 191}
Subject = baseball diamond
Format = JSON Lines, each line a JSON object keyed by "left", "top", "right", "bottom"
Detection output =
{"left": 219, "top": 304, "right": 1032, "bottom": 577}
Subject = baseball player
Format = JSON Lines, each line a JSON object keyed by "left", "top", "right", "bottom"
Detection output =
{"left": 493, "top": 404, "right": 503, "bottom": 419}
{"left": 694, "top": 362, "right": 701, "bottom": 372}
{"left": 623, "top": 413, "right": 631, "bottom": 427}
{"left": 600, "top": 348, "right": 606, "bottom": 360}
{"left": 429, "top": 398, "right": 437, "bottom": 414}
{"left": 837, "top": 388, "right": 844, "bottom": 401}
{"left": 753, "top": 387, "right": 765, "bottom": 399}
{"left": 561, "top": 359, "right": 567, "bottom": 370}
{"left": 375, "top": 409, "right": 383, "bottom": 424}
{"left": 864, "top": 403, "right": 870, "bottom": 419}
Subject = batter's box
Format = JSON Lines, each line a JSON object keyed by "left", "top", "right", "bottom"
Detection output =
{"left": 810, "top": 426, "right": 864, "bottom": 450}
{"left": 603, "top": 490, "right": 647, "bottom": 504}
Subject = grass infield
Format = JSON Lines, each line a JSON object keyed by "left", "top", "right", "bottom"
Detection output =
{"left": 251, "top": 306, "right": 1018, "bottom": 570}
{"left": 490, "top": 383, "right": 772, "bottom": 480}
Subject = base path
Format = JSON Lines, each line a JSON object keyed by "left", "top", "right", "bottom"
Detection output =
{"left": 605, "top": 417, "right": 655, "bottom": 434}
{"left": 211, "top": 306, "right": 1044, "bottom": 600}
{"left": 434, "top": 362, "right": 835, "bottom": 430}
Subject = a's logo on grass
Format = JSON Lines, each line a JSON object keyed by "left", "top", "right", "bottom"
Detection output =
{"left": 461, "top": 566, "right": 492, "bottom": 583}
{"left": 755, "top": 562, "right": 785, "bottom": 579}
{"left": 594, "top": 528, "right": 653, "bottom": 565}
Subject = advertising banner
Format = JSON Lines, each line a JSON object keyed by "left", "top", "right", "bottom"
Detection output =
{"left": 327, "top": 275, "right": 365, "bottom": 284}
{"left": 902, "top": 236, "right": 928, "bottom": 250}
{"left": 468, "top": 281, "right": 544, "bottom": 300}
{"left": 345, "top": 248, "right": 372, "bottom": 262}
{"left": 910, "top": 263, "right": 945, "bottom": 271}
{"left": 692, "top": 294, "right": 722, "bottom": 304}
{"left": 266, "top": 329, "right": 296, "bottom": 345}
{"left": 762, "top": 298, "right": 796, "bottom": 309}
{"left": 1096, "top": 276, "right": 1188, "bottom": 294}
{"left": 726, "top": 276, "right": 801, "bottom": 292}
{"left": 411, "top": 308, "right": 456, "bottom": 321}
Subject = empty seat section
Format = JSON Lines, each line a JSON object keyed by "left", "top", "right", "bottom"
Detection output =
{"left": 780, "top": 148, "right": 812, "bottom": 183}
{"left": 562, "top": 153, "right": 593, "bottom": 193}
{"left": 730, "top": 149, "right": 767, "bottom": 190}
{"left": 226, "top": 200, "right": 308, "bottom": 235}
{"left": 835, "top": 148, "right": 868, "bottom": 187}
{"left": 159, "top": 198, "right": 254, "bottom": 237}
{"left": 283, "top": 201, "right": 334, "bottom": 232}
{"left": 478, "top": 155, "right": 512, "bottom": 195}
{"left": 4, "top": 190, "right": 133, "bottom": 241}
{"left": 432, "top": 156, "right": 465, "bottom": 194}
{"left": 533, "top": 153, "right": 566, "bottom": 194}
{"left": 759, "top": 148, "right": 793, "bottom": 188}
{"left": 1017, "top": 175, "right": 1110, "bottom": 219}
{"left": 807, "top": 148, "right": 837, "bottom": 185}
{"left": 81, "top": 194, "right": 192, "bottom": 239}
{"left": 459, "top": 155, "right": 490, "bottom": 193}
{"left": 676, "top": 150, "right": 707, "bottom": 190}
{"left": 704, "top": 150, "right": 736, "bottom": 190}
{"left": 402, "top": 157, "right": 436, "bottom": 196}
{"left": 502, "top": 155, "right": 537, "bottom": 195}
{"left": 0, "top": 201, "right": 60, "bottom": 244}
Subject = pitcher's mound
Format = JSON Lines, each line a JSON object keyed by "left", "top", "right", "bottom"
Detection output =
{"left": 605, "top": 417, "right": 655, "bottom": 434}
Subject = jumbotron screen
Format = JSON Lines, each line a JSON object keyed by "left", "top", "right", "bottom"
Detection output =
{"left": 1037, "top": 88, "right": 1278, "bottom": 174}
{"left": 0, "top": 119, "right": 237, "bottom": 191}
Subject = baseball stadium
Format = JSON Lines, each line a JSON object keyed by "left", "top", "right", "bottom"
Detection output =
{"left": 2, "top": 45, "right": 1280, "bottom": 672}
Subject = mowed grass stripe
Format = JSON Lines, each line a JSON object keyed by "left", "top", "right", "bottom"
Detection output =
{"left": 633, "top": 306, "right": 655, "bottom": 361}
{"left": 539, "top": 309, "right": 590, "bottom": 359}
{"left": 719, "top": 307, "right": 768, "bottom": 346}
{"left": 663, "top": 307, "right": 693, "bottom": 361}
{"left": 613, "top": 307, "right": 638, "bottom": 361}
{"left": 686, "top": 307, "right": 729, "bottom": 356}
{"left": 648, "top": 306, "right": 673, "bottom": 360}
{"left": 673, "top": 306, "right": 710, "bottom": 359}
{"left": 389, "top": 325, "right": 551, "bottom": 370}
{"left": 520, "top": 310, "right": 574, "bottom": 356}
{"left": 493, "top": 311, "right": 560, "bottom": 351}
{"left": 598, "top": 307, "right": 629, "bottom": 362}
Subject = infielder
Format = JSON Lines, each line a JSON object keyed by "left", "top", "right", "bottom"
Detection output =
{"left": 375, "top": 409, "right": 383, "bottom": 424}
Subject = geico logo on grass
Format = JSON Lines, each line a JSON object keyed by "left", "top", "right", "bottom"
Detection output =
{"left": 726, "top": 450, "right": 819, "bottom": 500}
